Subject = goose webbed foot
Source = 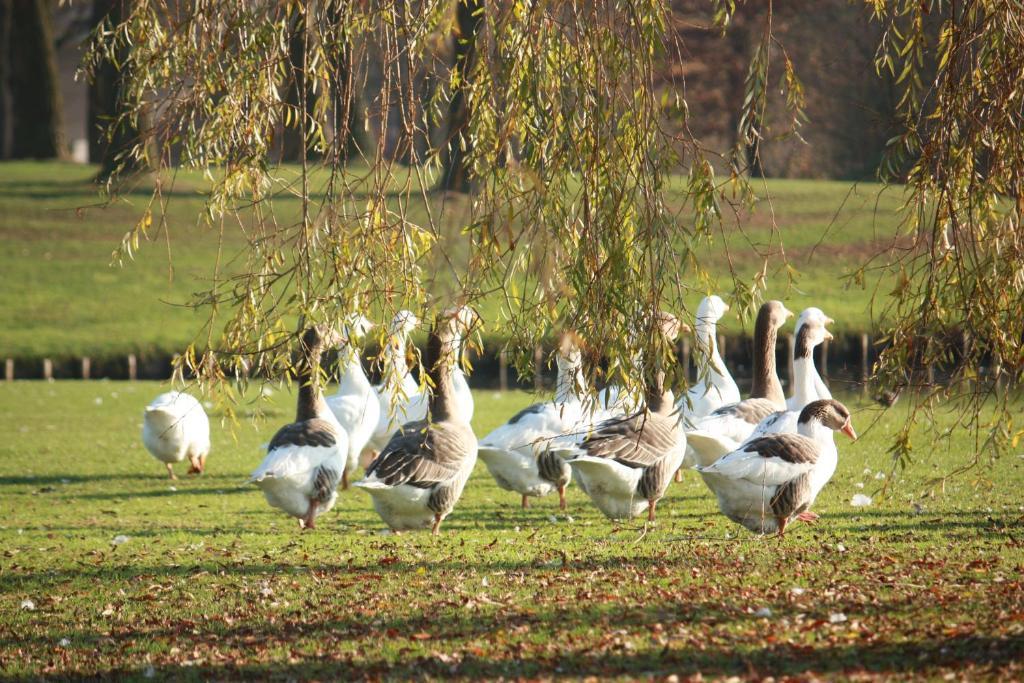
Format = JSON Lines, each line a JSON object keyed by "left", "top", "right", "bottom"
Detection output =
{"left": 301, "top": 502, "right": 317, "bottom": 531}
{"left": 521, "top": 494, "right": 530, "bottom": 509}
{"left": 431, "top": 514, "right": 442, "bottom": 536}
{"left": 166, "top": 464, "right": 177, "bottom": 480}
{"left": 776, "top": 516, "right": 789, "bottom": 537}
{"left": 647, "top": 499, "right": 658, "bottom": 523}
{"left": 674, "top": 469, "right": 683, "bottom": 483}
{"left": 558, "top": 485, "right": 567, "bottom": 510}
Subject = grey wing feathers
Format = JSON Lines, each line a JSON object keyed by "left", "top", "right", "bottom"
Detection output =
{"left": 366, "top": 421, "right": 472, "bottom": 488}
{"left": 712, "top": 399, "right": 778, "bottom": 425}
{"left": 743, "top": 433, "right": 819, "bottom": 465}
{"left": 269, "top": 418, "right": 339, "bottom": 450}
{"left": 507, "top": 403, "right": 545, "bottom": 425}
{"left": 311, "top": 466, "right": 341, "bottom": 503}
{"left": 770, "top": 472, "right": 811, "bottom": 518}
{"left": 537, "top": 449, "right": 572, "bottom": 487}
{"left": 583, "top": 412, "right": 678, "bottom": 469}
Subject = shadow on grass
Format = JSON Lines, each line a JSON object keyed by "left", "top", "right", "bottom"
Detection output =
{"left": 8, "top": 598, "right": 1022, "bottom": 679}
{"left": 0, "top": 473, "right": 243, "bottom": 487}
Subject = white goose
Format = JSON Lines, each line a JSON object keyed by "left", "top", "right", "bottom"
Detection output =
{"left": 250, "top": 326, "right": 349, "bottom": 530}
{"left": 142, "top": 391, "right": 210, "bottom": 479}
{"left": 695, "top": 399, "right": 856, "bottom": 535}
{"left": 355, "top": 307, "right": 479, "bottom": 534}
{"left": 683, "top": 301, "right": 792, "bottom": 467}
{"left": 478, "top": 332, "right": 588, "bottom": 509}
{"left": 326, "top": 314, "right": 379, "bottom": 488}
{"left": 787, "top": 307, "right": 834, "bottom": 411}
{"left": 686, "top": 308, "right": 834, "bottom": 463}
{"left": 365, "top": 311, "right": 424, "bottom": 458}
{"left": 560, "top": 312, "right": 687, "bottom": 521}
{"left": 677, "top": 295, "right": 740, "bottom": 424}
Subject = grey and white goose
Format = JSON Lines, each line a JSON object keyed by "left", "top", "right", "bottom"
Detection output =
{"left": 559, "top": 312, "right": 687, "bottom": 522}
{"left": 355, "top": 308, "right": 479, "bottom": 534}
{"left": 686, "top": 307, "right": 834, "bottom": 461}
{"left": 695, "top": 399, "right": 856, "bottom": 535}
{"left": 478, "top": 332, "right": 588, "bottom": 510}
{"left": 683, "top": 300, "right": 792, "bottom": 468}
{"left": 250, "top": 325, "right": 349, "bottom": 530}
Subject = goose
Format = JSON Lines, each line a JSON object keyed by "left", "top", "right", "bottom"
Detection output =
{"left": 560, "top": 312, "right": 687, "bottom": 522}
{"left": 683, "top": 301, "right": 792, "bottom": 467}
{"left": 141, "top": 391, "right": 210, "bottom": 480}
{"left": 686, "top": 308, "right": 834, "bottom": 463}
{"left": 478, "top": 332, "right": 587, "bottom": 509}
{"left": 695, "top": 399, "right": 856, "bottom": 535}
{"left": 325, "top": 314, "right": 379, "bottom": 488}
{"left": 250, "top": 326, "right": 349, "bottom": 530}
{"left": 355, "top": 307, "right": 479, "bottom": 534}
{"left": 787, "top": 307, "right": 834, "bottom": 411}
{"left": 677, "top": 295, "right": 740, "bottom": 424}
{"left": 365, "top": 311, "right": 424, "bottom": 458}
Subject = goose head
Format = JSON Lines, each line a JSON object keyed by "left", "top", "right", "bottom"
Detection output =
{"left": 696, "top": 295, "right": 729, "bottom": 326}
{"left": 758, "top": 300, "right": 794, "bottom": 333}
{"left": 796, "top": 307, "right": 834, "bottom": 331}
{"left": 340, "top": 313, "right": 374, "bottom": 346}
{"left": 654, "top": 310, "right": 684, "bottom": 343}
{"left": 556, "top": 330, "right": 584, "bottom": 373}
{"left": 300, "top": 325, "right": 343, "bottom": 357}
{"left": 798, "top": 399, "right": 857, "bottom": 440}
{"left": 389, "top": 310, "right": 419, "bottom": 336}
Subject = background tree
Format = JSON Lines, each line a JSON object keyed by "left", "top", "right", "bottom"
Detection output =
{"left": 0, "top": 0, "right": 66, "bottom": 160}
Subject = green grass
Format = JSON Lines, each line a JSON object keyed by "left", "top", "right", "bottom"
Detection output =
{"left": 0, "top": 161, "right": 905, "bottom": 359}
{"left": 1, "top": 382, "right": 1022, "bottom": 679}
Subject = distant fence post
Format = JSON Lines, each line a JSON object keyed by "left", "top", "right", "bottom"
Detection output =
{"left": 127, "top": 354, "right": 137, "bottom": 381}
{"left": 81, "top": 357, "right": 91, "bottom": 380}
{"left": 679, "top": 337, "right": 690, "bottom": 384}
{"left": 533, "top": 345, "right": 543, "bottom": 391}
{"left": 4, "top": 358, "right": 12, "bottom": 381}
{"left": 860, "top": 334, "right": 869, "bottom": 396}
{"left": 42, "top": 358, "right": 53, "bottom": 381}
{"left": 498, "top": 349, "right": 508, "bottom": 392}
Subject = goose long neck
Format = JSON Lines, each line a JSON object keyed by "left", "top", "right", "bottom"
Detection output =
{"left": 338, "top": 345, "right": 370, "bottom": 391}
{"left": 296, "top": 345, "right": 329, "bottom": 421}
{"left": 751, "top": 316, "right": 785, "bottom": 407}
{"left": 696, "top": 319, "right": 725, "bottom": 376}
{"left": 797, "top": 417, "right": 831, "bottom": 444}
{"left": 427, "top": 331, "right": 459, "bottom": 422}
{"left": 644, "top": 369, "right": 674, "bottom": 416}
{"left": 555, "top": 360, "right": 584, "bottom": 404}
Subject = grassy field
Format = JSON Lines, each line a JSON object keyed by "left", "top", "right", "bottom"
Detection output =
{"left": 0, "top": 161, "right": 905, "bottom": 360}
{"left": 1, "top": 381, "right": 1021, "bottom": 679}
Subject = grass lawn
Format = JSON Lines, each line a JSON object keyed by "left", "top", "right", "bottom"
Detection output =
{"left": 1, "top": 381, "right": 1022, "bottom": 679}
{"left": 0, "top": 162, "right": 905, "bottom": 360}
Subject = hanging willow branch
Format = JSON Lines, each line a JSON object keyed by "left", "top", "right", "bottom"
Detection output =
{"left": 865, "top": 0, "right": 1024, "bottom": 476}
{"left": 80, "top": 0, "right": 797, "bottom": 416}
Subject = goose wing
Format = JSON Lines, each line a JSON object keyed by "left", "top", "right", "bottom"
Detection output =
{"left": 365, "top": 421, "right": 473, "bottom": 488}
{"left": 698, "top": 433, "right": 817, "bottom": 486}
{"left": 581, "top": 412, "right": 679, "bottom": 469}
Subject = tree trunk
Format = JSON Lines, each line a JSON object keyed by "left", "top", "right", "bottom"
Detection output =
{"left": 437, "top": 0, "right": 483, "bottom": 193}
{"left": 4, "top": 0, "right": 66, "bottom": 159}
{"left": 329, "top": 29, "right": 373, "bottom": 162}
{"left": 89, "top": 0, "right": 150, "bottom": 179}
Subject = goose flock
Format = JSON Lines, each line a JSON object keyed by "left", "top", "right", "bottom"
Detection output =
{"left": 141, "top": 298, "right": 857, "bottom": 536}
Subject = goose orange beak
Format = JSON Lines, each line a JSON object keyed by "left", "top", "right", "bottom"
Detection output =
{"left": 841, "top": 419, "right": 857, "bottom": 441}
{"left": 824, "top": 330, "right": 834, "bottom": 342}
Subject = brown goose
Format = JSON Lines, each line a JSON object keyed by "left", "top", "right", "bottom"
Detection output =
{"left": 684, "top": 300, "right": 793, "bottom": 468}
{"left": 695, "top": 399, "right": 856, "bottom": 535}
{"left": 355, "top": 307, "right": 479, "bottom": 534}
{"left": 561, "top": 312, "right": 687, "bottom": 521}
{"left": 250, "top": 325, "right": 349, "bottom": 530}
